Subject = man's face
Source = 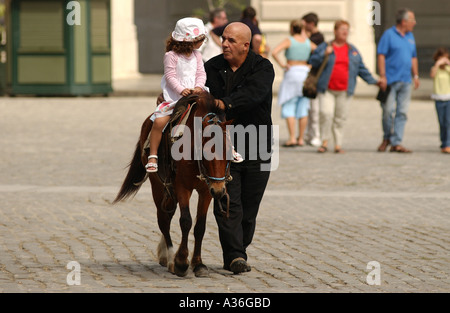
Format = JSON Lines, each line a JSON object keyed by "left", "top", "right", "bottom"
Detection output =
{"left": 334, "top": 24, "right": 349, "bottom": 42}
{"left": 302, "top": 20, "right": 315, "bottom": 32}
{"left": 404, "top": 12, "right": 416, "bottom": 32}
{"left": 214, "top": 12, "right": 228, "bottom": 27}
{"left": 221, "top": 26, "right": 249, "bottom": 64}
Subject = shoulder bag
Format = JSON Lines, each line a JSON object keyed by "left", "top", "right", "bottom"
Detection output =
{"left": 302, "top": 43, "right": 332, "bottom": 99}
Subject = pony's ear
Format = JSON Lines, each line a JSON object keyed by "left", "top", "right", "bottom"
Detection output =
{"left": 186, "top": 94, "right": 199, "bottom": 100}
{"left": 185, "top": 94, "right": 200, "bottom": 103}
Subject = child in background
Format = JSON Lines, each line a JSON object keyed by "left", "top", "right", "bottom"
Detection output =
{"left": 430, "top": 47, "right": 450, "bottom": 154}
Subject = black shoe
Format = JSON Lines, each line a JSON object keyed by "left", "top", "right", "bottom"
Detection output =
{"left": 229, "top": 258, "right": 251, "bottom": 274}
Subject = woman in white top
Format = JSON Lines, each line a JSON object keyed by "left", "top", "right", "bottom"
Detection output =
{"left": 272, "top": 19, "right": 316, "bottom": 147}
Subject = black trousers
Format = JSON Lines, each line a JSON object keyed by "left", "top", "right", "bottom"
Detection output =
{"left": 213, "top": 160, "right": 271, "bottom": 268}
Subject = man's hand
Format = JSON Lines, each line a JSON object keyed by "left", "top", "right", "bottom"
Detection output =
{"left": 215, "top": 99, "right": 226, "bottom": 111}
{"left": 378, "top": 76, "right": 387, "bottom": 91}
{"left": 412, "top": 57, "right": 420, "bottom": 90}
{"left": 414, "top": 76, "right": 420, "bottom": 90}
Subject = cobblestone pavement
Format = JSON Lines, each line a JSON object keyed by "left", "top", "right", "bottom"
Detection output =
{"left": 0, "top": 96, "right": 449, "bottom": 293}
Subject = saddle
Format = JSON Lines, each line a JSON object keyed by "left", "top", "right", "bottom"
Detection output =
{"left": 142, "top": 96, "right": 197, "bottom": 210}
{"left": 158, "top": 96, "right": 196, "bottom": 178}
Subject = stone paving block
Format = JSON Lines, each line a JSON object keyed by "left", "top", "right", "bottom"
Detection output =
{"left": 0, "top": 97, "right": 449, "bottom": 293}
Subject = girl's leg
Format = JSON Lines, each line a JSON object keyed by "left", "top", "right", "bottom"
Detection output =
{"left": 147, "top": 115, "right": 171, "bottom": 171}
{"left": 442, "top": 100, "right": 450, "bottom": 151}
{"left": 435, "top": 101, "right": 446, "bottom": 149}
{"left": 444, "top": 100, "right": 450, "bottom": 148}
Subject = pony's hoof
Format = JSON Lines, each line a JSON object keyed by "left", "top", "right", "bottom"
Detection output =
{"left": 174, "top": 262, "right": 189, "bottom": 277}
{"left": 193, "top": 264, "right": 209, "bottom": 278}
{"left": 159, "top": 258, "right": 167, "bottom": 267}
{"left": 167, "top": 262, "right": 175, "bottom": 274}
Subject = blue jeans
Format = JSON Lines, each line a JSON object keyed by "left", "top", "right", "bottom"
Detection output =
{"left": 435, "top": 100, "right": 450, "bottom": 148}
{"left": 381, "top": 82, "right": 412, "bottom": 146}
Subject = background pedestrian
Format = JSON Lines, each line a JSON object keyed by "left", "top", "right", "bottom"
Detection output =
{"left": 309, "top": 20, "right": 379, "bottom": 154}
{"left": 430, "top": 47, "right": 450, "bottom": 154}
{"left": 272, "top": 19, "right": 316, "bottom": 147}
{"left": 302, "top": 12, "right": 325, "bottom": 147}
{"left": 377, "top": 8, "right": 419, "bottom": 153}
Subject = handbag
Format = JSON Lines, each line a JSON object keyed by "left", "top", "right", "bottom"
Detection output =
{"left": 376, "top": 85, "right": 391, "bottom": 102}
{"left": 302, "top": 43, "right": 332, "bottom": 99}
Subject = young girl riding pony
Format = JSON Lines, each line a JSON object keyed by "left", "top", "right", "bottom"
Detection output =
{"left": 146, "top": 17, "right": 242, "bottom": 173}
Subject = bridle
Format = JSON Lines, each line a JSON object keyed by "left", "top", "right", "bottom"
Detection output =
{"left": 196, "top": 112, "right": 233, "bottom": 218}
{"left": 197, "top": 160, "right": 232, "bottom": 184}
{"left": 196, "top": 112, "right": 233, "bottom": 184}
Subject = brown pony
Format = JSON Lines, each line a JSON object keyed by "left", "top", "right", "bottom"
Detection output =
{"left": 113, "top": 91, "right": 232, "bottom": 277}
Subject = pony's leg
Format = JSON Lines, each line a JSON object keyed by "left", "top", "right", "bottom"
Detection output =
{"left": 157, "top": 235, "right": 168, "bottom": 266}
{"left": 192, "top": 191, "right": 212, "bottom": 277}
{"left": 156, "top": 208, "right": 175, "bottom": 273}
{"left": 174, "top": 188, "right": 192, "bottom": 277}
{"left": 151, "top": 176, "right": 176, "bottom": 273}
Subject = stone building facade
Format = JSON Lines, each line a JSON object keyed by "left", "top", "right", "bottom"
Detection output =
{"left": 113, "top": 0, "right": 449, "bottom": 82}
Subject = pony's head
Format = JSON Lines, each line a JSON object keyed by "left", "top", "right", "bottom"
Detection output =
{"left": 200, "top": 116, "right": 234, "bottom": 200}
{"left": 192, "top": 91, "right": 233, "bottom": 201}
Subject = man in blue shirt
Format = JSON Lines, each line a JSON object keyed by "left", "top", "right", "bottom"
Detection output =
{"left": 377, "top": 8, "right": 419, "bottom": 153}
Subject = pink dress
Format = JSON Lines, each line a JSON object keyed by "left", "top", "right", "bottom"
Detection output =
{"left": 153, "top": 50, "right": 207, "bottom": 119}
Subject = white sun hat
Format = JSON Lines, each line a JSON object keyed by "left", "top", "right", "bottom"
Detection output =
{"left": 171, "top": 17, "right": 207, "bottom": 42}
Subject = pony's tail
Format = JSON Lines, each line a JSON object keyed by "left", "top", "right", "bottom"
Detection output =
{"left": 113, "top": 140, "right": 146, "bottom": 204}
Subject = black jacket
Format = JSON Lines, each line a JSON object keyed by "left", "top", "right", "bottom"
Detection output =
{"left": 204, "top": 51, "right": 275, "bottom": 161}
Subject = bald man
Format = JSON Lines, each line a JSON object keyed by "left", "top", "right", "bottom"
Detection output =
{"left": 204, "top": 22, "right": 275, "bottom": 274}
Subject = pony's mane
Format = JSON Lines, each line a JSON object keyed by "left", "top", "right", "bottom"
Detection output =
{"left": 185, "top": 91, "right": 225, "bottom": 116}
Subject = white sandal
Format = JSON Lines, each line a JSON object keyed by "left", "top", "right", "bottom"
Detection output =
{"left": 145, "top": 155, "right": 158, "bottom": 173}
{"left": 232, "top": 149, "right": 244, "bottom": 163}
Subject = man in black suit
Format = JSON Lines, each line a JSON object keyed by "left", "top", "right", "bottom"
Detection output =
{"left": 204, "top": 22, "right": 275, "bottom": 274}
